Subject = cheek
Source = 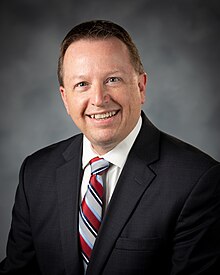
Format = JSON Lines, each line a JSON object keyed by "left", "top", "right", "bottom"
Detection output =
{"left": 69, "top": 97, "right": 87, "bottom": 118}
{"left": 123, "top": 91, "right": 140, "bottom": 108}
{"left": 114, "top": 91, "right": 130, "bottom": 105}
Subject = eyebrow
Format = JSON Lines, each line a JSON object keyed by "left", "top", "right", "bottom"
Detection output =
{"left": 70, "top": 70, "right": 125, "bottom": 80}
{"left": 106, "top": 70, "right": 121, "bottom": 74}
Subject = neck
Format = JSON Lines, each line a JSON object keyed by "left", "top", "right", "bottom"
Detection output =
{"left": 91, "top": 143, "right": 117, "bottom": 156}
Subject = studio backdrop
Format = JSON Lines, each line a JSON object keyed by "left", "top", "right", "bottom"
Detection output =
{"left": 0, "top": 0, "right": 219, "bottom": 259}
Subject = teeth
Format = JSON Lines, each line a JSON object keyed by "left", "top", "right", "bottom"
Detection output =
{"left": 90, "top": 111, "right": 117, "bottom": 120}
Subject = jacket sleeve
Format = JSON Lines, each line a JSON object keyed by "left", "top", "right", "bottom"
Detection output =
{"left": 171, "top": 164, "right": 220, "bottom": 275}
{"left": 0, "top": 158, "right": 40, "bottom": 275}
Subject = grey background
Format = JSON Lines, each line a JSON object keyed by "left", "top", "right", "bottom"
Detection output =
{"left": 0, "top": 0, "right": 219, "bottom": 259}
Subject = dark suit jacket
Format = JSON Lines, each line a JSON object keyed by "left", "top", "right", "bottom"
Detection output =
{"left": 1, "top": 113, "right": 220, "bottom": 275}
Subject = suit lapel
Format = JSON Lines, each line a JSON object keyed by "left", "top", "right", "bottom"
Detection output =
{"left": 56, "top": 135, "right": 84, "bottom": 275}
{"left": 87, "top": 113, "right": 160, "bottom": 275}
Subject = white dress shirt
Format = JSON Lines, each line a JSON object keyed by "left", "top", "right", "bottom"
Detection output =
{"left": 80, "top": 116, "right": 142, "bottom": 207}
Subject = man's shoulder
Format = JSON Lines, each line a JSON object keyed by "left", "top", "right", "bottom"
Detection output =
{"left": 159, "top": 131, "right": 219, "bottom": 170}
{"left": 25, "top": 133, "right": 83, "bottom": 168}
{"left": 140, "top": 113, "right": 219, "bottom": 169}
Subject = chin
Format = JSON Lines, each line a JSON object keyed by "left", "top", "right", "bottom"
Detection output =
{"left": 92, "top": 137, "right": 117, "bottom": 151}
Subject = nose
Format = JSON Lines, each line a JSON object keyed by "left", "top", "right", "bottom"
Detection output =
{"left": 90, "top": 83, "right": 109, "bottom": 107}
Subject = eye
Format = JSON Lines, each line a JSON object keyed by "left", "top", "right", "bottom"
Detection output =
{"left": 106, "top": 77, "right": 121, "bottom": 84}
{"left": 75, "top": 81, "right": 89, "bottom": 88}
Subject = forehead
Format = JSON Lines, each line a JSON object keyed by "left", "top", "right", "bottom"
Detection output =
{"left": 62, "top": 38, "right": 136, "bottom": 82}
{"left": 64, "top": 37, "right": 130, "bottom": 61}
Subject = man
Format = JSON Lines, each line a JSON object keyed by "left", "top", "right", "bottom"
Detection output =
{"left": 0, "top": 20, "right": 220, "bottom": 275}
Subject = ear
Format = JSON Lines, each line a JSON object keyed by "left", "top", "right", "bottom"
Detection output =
{"left": 138, "top": 73, "right": 147, "bottom": 104}
{"left": 60, "top": 86, "right": 70, "bottom": 114}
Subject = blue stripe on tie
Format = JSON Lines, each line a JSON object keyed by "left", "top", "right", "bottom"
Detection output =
{"left": 82, "top": 252, "right": 89, "bottom": 265}
{"left": 79, "top": 224, "right": 93, "bottom": 249}
{"left": 91, "top": 159, "right": 109, "bottom": 175}
{"left": 96, "top": 174, "right": 104, "bottom": 187}
{"left": 88, "top": 183, "right": 102, "bottom": 205}
{"left": 92, "top": 166, "right": 108, "bottom": 175}
{"left": 80, "top": 207, "right": 97, "bottom": 237}
{"left": 85, "top": 196, "right": 101, "bottom": 222}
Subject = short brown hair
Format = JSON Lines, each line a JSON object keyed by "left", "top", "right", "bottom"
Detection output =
{"left": 58, "top": 20, "right": 144, "bottom": 86}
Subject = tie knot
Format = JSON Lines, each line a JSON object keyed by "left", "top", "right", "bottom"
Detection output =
{"left": 89, "top": 157, "right": 109, "bottom": 175}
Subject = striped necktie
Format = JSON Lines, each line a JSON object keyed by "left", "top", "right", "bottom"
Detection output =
{"left": 79, "top": 156, "right": 109, "bottom": 270}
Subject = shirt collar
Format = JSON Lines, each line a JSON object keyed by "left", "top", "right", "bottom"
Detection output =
{"left": 82, "top": 116, "right": 142, "bottom": 169}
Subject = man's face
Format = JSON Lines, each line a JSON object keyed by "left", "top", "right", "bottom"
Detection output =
{"left": 60, "top": 37, "right": 147, "bottom": 155}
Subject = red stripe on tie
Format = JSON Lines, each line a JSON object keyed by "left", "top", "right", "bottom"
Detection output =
{"left": 79, "top": 233, "right": 92, "bottom": 260}
{"left": 90, "top": 156, "right": 100, "bottom": 164}
{"left": 90, "top": 174, "right": 103, "bottom": 198}
{"left": 81, "top": 199, "right": 101, "bottom": 232}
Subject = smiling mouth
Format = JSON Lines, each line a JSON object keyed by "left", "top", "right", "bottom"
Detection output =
{"left": 88, "top": 110, "right": 119, "bottom": 120}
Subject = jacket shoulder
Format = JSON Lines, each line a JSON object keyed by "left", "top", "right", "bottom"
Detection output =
{"left": 24, "top": 134, "right": 83, "bottom": 169}
{"left": 160, "top": 131, "right": 219, "bottom": 171}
